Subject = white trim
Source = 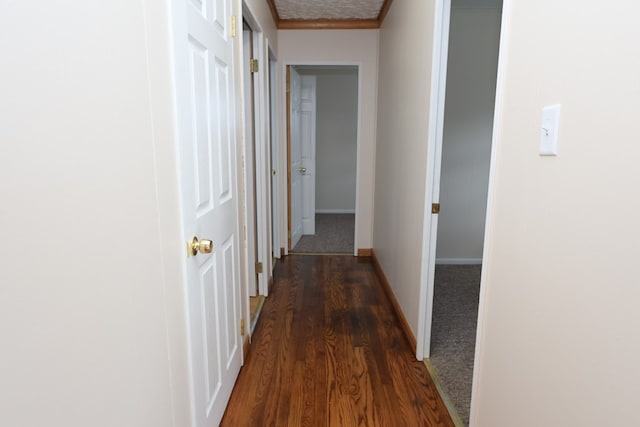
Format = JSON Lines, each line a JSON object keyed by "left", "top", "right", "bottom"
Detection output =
{"left": 282, "top": 63, "right": 289, "bottom": 257}
{"left": 253, "top": 28, "right": 269, "bottom": 297}
{"left": 469, "top": 1, "right": 510, "bottom": 425}
{"left": 353, "top": 64, "right": 363, "bottom": 257}
{"left": 315, "top": 209, "right": 356, "bottom": 214}
{"left": 436, "top": 258, "right": 483, "bottom": 265}
{"left": 241, "top": 26, "right": 257, "bottom": 299}
{"left": 417, "top": 0, "right": 452, "bottom": 361}
{"left": 241, "top": 4, "right": 270, "bottom": 297}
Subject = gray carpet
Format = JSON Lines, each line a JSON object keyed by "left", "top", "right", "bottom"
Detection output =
{"left": 292, "top": 214, "right": 354, "bottom": 253}
{"left": 430, "top": 264, "right": 481, "bottom": 426}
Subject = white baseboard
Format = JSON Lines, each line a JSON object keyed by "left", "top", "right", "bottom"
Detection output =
{"left": 436, "top": 258, "right": 482, "bottom": 265}
{"left": 315, "top": 209, "right": 355, "bottom": 214}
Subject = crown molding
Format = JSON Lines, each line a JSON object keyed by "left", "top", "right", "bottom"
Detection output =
{"left": 267, "top": 0, "right": 394, "bottom": 30}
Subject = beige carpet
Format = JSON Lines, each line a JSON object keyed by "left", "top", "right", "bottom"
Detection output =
{"left": 291, "top": 214, "right": 354, "bottom": 253}
{"left": 430, "top": 264, "right": 481, "bottom": 426}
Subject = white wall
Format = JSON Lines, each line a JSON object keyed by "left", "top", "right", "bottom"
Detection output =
{"left": 0, "top": 1, "right": 190, "bottom": 425}
{"left": 277, "top": 30, "right": 379, "bottom": 250}
{"left": 435, "top": 4, "right": 502, "bottom": 262}
{"left": 373, "top": 1, "right": 437, "bottom": 335}
{"left": 315, "top": 70, "right": 359, "bottom": 213}
{"left": 472, "top": 1, "right": 640, "bottom": 425}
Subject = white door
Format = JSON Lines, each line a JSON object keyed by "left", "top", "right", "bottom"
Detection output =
{"left": 300, "top": 75, "right": 317, "bottom": 235}
{"left": 171, "top": 0, "right": 242, "bottom": 425}
{"left": 418, "top": 0, "right": 451, "bottom": 360}
{"left": 289, "top": 66, "right": 303, "bottom": 248}
{"left": 269, "top": 55, "right": 280, "bottom": 259}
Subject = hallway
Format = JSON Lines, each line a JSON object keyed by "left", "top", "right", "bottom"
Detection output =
{"left": 221, "top": 255, "right": 454, "bottom": 426}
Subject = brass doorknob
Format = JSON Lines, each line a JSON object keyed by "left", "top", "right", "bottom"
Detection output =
{"left": 188, "top": 236, "right": 213, "bottom": 257}
{"left": 299, "top": 167, "right": 307, "bottom": 174}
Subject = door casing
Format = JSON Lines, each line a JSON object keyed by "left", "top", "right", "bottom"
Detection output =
{"left": 283, "top": 62, "right": 362, "bottom": 257}
{"left": 240, "top": 3, "right": 272, "bottom": 298}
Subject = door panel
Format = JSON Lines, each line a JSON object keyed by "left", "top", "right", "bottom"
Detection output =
{"left": 269, "top": 57, "right": 280, "bottom": 259}
{"left": 174, "top": 0, "right": 242, "bottom": 425}
{"left": 290, "top": 67, "right": 303, "bottom": 248}
{"left": 300, "top": 76, "right": 316, "bottom": 235}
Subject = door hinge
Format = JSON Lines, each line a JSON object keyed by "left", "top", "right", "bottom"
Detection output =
{"left": 432, "top": 203, "right": 440, "bottom": 214}
{"left": 240, "top": 318, "right": 245, "bottom": 336}
{"left": 231, "top": 15, "right": 237, "bottom": 38}
{"left": 250, "top": 58, "right": 259, "bottom": 73}
{"left": 286, "top": 83, "right": 291, "bottom": 93}
{"left": 255, "top": 262, "right": 263, "bottom": 274}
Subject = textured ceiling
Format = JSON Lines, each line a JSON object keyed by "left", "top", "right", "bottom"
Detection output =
{"left": 273, "top": 0, "right": 386, "bottom": 20}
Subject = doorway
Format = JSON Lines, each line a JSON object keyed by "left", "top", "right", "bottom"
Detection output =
{"left": 241, "top": 13, "right": 273, "bottom": 333}
{"left": 422, "top": 0, "right": 503, "bottom": 425}
{"left": 287, "top": 65, "right": 359, "bottom": 255}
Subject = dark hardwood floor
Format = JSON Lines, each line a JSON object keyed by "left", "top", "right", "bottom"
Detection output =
{"left": 221, "top": 255, "right": 454, "bottom": 427}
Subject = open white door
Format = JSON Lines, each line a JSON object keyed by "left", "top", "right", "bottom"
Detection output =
{"left": 269, "top": 53, "right": 280, "bottom": 258}
{"left": 289, "top": 66, "right": 303, "bottom": 248}
{"left": 300, "top": 75, "right": 317, "bottom": 235}
{"left": 171, "top": 0, "right": 243, "bottom": 424}
{"left": 418, "top": 0, "right": 451, "bottom": 360}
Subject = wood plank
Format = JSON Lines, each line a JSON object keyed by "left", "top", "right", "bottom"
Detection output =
{"left": 221, "top": 255, "right": 453, "bottom": 426}
{"left": 377, "top": 0, "right": 395, "bottom": 24}
{"left": 243, "top": 334, "right": 250, "bottom": 360}
{"left": 358, "top": 248, "right": 373, "bottom": 257}
{"left": 278, "top": 19, "right": 380, "bottom": 30}
{"left": 266, "top": 0, "right": 279, "bottom": 25}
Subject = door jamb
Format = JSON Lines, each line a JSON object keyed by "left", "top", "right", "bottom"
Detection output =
{"left": 286, "top": 65, "right": 292, "bottom": 251}
{"left": 469, "top": 1, "right": 510, "bottom": 423}
{"left": 241, "top": 3, "right": 270, "bottom": 297}
{"left": 242, "top": 22, "right": 258, "bottom": 300}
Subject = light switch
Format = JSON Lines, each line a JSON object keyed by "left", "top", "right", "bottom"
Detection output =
{"left": 539, "top": 104, "right": 561, "bottom": 156}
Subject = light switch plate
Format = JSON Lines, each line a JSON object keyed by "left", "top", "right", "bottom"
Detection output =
{"left": 540, "top": 104, "right": 561, "bottom": 156}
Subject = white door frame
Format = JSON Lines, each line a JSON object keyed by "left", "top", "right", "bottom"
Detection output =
{"left": 242, "top": 23, "right": 258, "bottom": 299}
{"left": 282, "top": 61, "right": 362, "bottom": 256}
{"left": 417, "top": 0, "right": 511, "bottom": 423}
{"left": 468, "top": 1, "right": 510, "bottom": 423}
{"left": 241, "top": 4, "right": 270, "bottom": 297}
